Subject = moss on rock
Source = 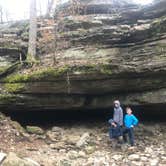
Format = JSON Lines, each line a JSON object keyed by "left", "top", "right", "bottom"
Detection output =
{"left": 98, "top": 64, "right": 112, "bottom": 75}
{"left": 0, "top": 94, "right": 17, "bottom": 104}
{"left": 4, "top": 83, "right": 25, "bottom": 93}
{"left": 11, "top": 121, "right": 25, "bottom": 134}
{"left": 0, "top": 66, "right": 9, "bottom": 74}
{"left": 2, "top": 63, "right": 112, "bottom": 85}
{"left": 26, "top": 126, "right": 44, "bottom": 135}
{"left": 70, "top": 64, "right": 112, "bottom": 75}
{"left": 4, "top": 66, "right": 69, "bottom": 83}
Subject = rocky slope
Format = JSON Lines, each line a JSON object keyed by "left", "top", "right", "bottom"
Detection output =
{"left": 0, "top": 0, "right": 166, "bottom": 111}
{"left": 0, "top": 112, "right": 165, "bottom": 166}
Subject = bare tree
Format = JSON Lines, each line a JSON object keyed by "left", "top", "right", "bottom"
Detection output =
{"left": 38, "top": 0, "right": 42, "bottom": 17}
{"left": 27, "top": 0, "right": 37, "bottom": 62}
{"left": 5, "top": 10, "right": 10, "bottom": 23}
{"left": 46, "top": 0, "right": 55, "bottom": 17}
{"left": 70, "top": 0, "right": 82, "bottom": 15}
{"left": 0, "top": 6, "right": 3, "bottom": 24}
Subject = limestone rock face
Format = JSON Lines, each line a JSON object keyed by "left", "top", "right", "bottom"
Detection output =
{"left": 0, "top": 0, "right": 166, "bottom": 111}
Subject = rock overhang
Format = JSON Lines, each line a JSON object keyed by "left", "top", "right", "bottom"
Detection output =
{"left": 0, "top": 0, "right": 166, "bottom": 112}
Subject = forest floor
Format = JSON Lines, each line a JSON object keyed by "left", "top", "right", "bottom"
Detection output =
{"left": 0, "top": 112, "right": 165, "bottom": 166}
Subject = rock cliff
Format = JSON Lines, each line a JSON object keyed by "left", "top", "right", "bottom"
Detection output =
{"left": 0, "top": 0, "right": 166, "bottom": 111}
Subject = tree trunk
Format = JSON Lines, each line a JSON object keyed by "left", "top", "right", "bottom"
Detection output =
{"left": 0, "top": 7, "right": 3, "bottom": 24}
{"left": 46, "top": 0, "right": 54, "bottom": 17}
{"left": 27, "top": 0, "right": 37, "bottom": 62}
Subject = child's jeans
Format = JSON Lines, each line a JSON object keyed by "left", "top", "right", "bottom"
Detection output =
{"left": 123, "top": 127, "right": 134, "bottom": 146}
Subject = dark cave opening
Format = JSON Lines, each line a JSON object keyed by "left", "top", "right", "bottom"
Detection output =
{"left": 2, "top": 104, "right": 165, "bottom": 128}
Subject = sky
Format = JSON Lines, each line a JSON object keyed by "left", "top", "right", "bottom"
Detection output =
{"left": 133, "top": 0, "right": 153, "bottom": 5}
{"left": 0, "top": 0, "right": 51, "bottom": 22}
{"left": 0, "top": 0, "right": 153, "bottom": 22}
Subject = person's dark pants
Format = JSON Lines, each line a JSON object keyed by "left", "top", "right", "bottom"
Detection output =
{"left": 123, "top": 127, "right": 135, "bottom": 146}
{"left": 109, "top": 126, "right": 122, "bottom": 139}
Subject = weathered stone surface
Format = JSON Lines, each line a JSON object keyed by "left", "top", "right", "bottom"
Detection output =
{"left": 0, "top": 0, "right": 166, "bottom": 111}
{"left": 76, "top": 132, "right": 90, "bottom": 148}
{"left": 10, "top": 121, "right": 25, "bottom": 134}
{"left": 128, "top": 154, "right": 140, "bottom": 161}
{"left": 2, "top": 152, "right": 39, "bottom": 166}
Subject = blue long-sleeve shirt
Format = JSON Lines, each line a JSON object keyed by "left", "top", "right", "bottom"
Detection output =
{"left": 124, "top": 114, "right": 138, "bottom": 128}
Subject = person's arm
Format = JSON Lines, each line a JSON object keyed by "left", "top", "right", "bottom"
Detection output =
{"left": 108, "top": 119, "right": 117, "bottom": 127}
{"left": 119, "top": 108, "right": 123, "bottom": 126}
{"left": 113, "top": 108, "right": 115, "bottom": 121}
{"left": 108, "top": 119, "right": 114, "bottom": 125}
{"left": 132, "top": 115, "right": 138, "bottom": 126}
{"left": 124, "top": 115, "right": 127, "bottom": 127}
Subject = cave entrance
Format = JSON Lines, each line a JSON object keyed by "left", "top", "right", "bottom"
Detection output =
{"left": 2, "top": 104, "right": 166, "bottom": 128}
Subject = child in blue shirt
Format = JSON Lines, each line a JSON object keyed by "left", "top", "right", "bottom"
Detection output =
{"left": 123, "top": 107, "right": 138, "bottom": 146}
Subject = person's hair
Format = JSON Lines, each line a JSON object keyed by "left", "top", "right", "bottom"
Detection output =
{"left": 126, "top": 107, "right": 132, "bottom": 111}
